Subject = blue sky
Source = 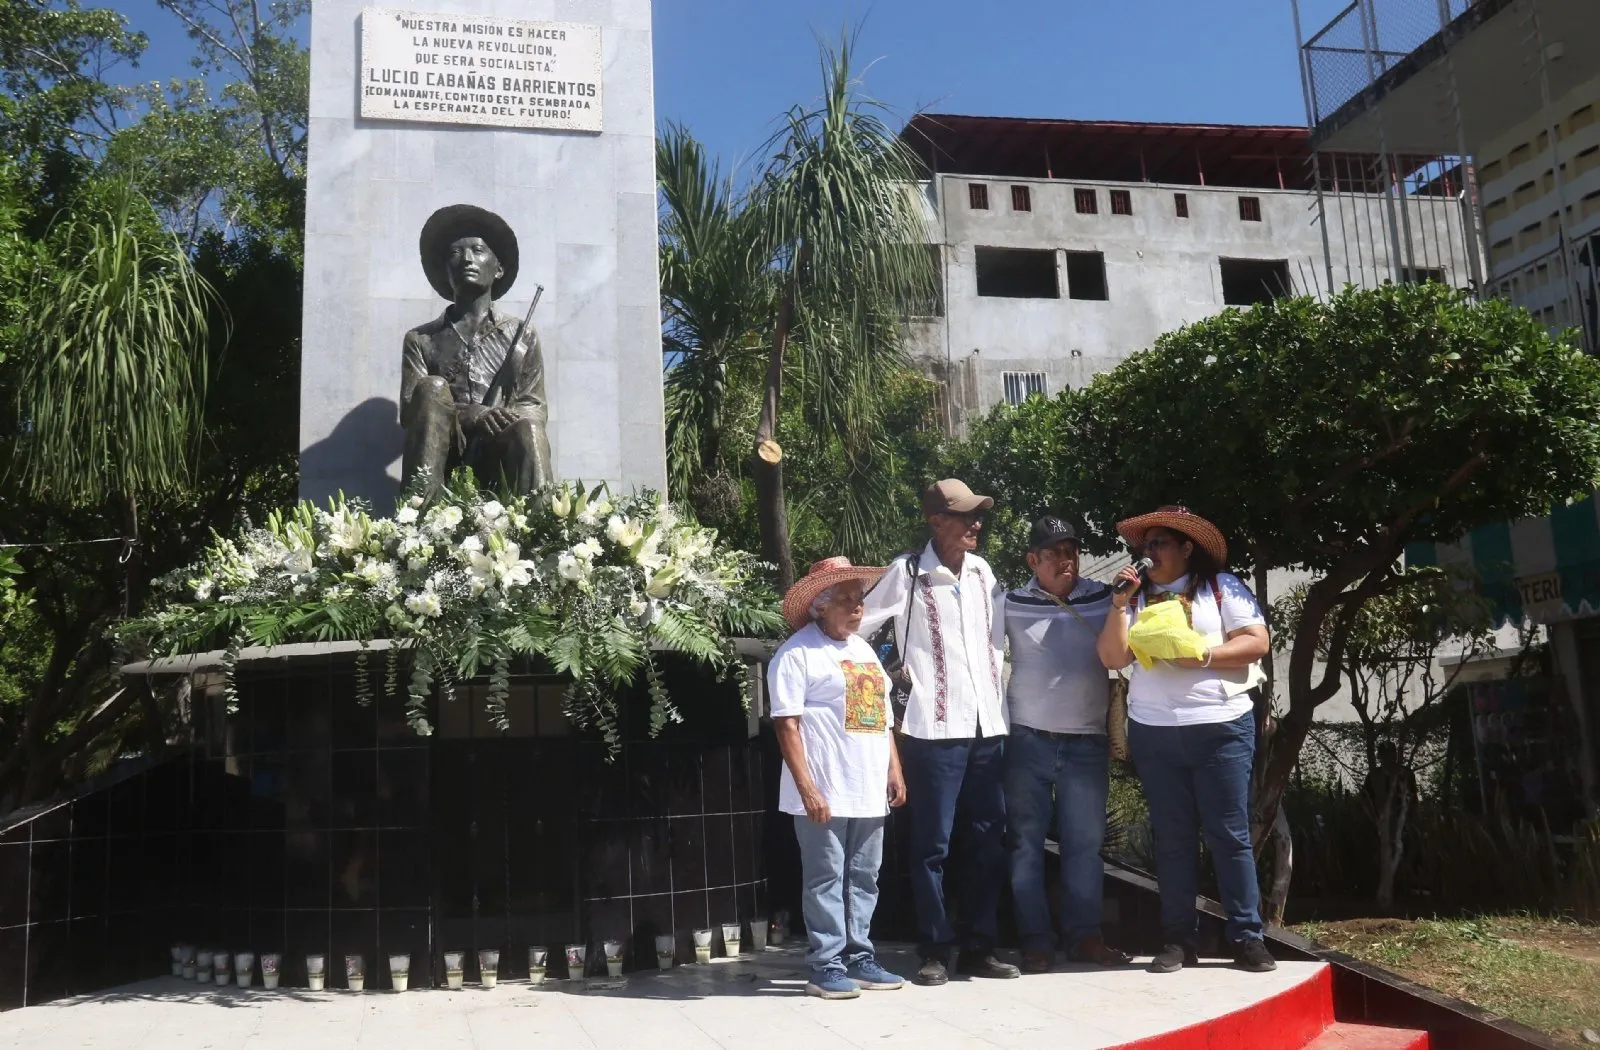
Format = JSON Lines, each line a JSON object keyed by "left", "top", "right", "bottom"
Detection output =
{"left": 108, "top": 0, "right": 1353, "bottom": 172}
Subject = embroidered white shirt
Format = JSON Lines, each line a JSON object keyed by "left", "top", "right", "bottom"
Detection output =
{"left": 860, "top": 542, "right": 1007, "bottom": 741}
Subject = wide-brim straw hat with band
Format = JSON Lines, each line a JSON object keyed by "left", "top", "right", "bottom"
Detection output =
{"left": 1115, "top": 505, "right": 1229, "bottom": 566}
{"left": 781, "top": 556, "right": 887, "bottom": 631}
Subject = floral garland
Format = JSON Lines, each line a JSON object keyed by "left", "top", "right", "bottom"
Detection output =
{"left": 121, "top": 475, "right": 785, "bottom": 750}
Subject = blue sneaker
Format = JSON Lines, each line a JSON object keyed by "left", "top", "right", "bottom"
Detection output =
{"left": 806, "top": 971, "right": 861, "bottom": 1000}
{"left": 845, "top": 959, "right": 904, "bottom": 990}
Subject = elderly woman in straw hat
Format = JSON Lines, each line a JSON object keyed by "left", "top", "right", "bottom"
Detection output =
{"left": 771, "top": 557, "right": 909, "bottom": 1000}
{"left": 1095, "top": 506, "right": 1276, "bottom": 976}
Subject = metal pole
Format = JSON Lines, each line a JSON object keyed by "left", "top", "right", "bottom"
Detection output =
{"left": 1357, "top": 0, "right": 1407, "bottom": 283}
{"left": 1293, "top": 0, "right": 1338, "bottom": 295}
{"left": 1436, "top": 0, "right": 1486, "bottom": 292}
{"left": 1526, "top": 0, "right": 1578, "bottom": 330}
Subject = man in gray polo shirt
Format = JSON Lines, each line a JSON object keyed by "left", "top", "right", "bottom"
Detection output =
{"left": 996, "top": 516, "right": 1130, "bottom": 973}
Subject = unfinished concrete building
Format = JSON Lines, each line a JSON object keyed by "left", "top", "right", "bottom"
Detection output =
{"left": 897, "top": 114, "right": 1479, "bottom": 436}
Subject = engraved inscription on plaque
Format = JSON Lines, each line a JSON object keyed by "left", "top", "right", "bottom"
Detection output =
{"left": 359, "top": 6, "right": 603, "bottom": 131}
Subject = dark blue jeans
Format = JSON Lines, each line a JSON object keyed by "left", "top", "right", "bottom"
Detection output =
{"left": 1128, "top": 712, "right": 1263, "bottom": 946}
{"left": 898, "top": 734, "right": 1007, "bottom": 962}
{"left": 1004, "top": 726, "right": 1110, "bottom": 952}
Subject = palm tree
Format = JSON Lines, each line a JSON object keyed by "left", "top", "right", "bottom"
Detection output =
{"left": 750, "top": 32, "right": 936, "bottom": 589}
{"left": 657, "top": 124, "right": 771, "bottom": 501}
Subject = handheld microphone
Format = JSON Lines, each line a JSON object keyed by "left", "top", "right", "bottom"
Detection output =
{"left": 1112, "top": 557, "right": 1154, "bottom": 595}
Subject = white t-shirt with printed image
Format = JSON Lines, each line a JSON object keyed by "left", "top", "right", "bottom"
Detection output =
{"left": 768, "top": 622, "right": 895, "bottom": 819}
{"left": 1125, "top": 572, "right": 1266, "bottom": 728}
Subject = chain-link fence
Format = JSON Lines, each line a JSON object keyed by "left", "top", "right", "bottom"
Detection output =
{"left": 1303, "top": 0, "right": 1477, "bottom": 124}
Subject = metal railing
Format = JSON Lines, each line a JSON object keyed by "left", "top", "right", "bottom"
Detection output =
{"left": 1302, "top": 0, "right": 1477, "bottom": 125}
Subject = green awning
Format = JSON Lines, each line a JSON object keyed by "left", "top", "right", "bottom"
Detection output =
{"left": 1406, "top": 492, "right": 1600, "bottom": 626}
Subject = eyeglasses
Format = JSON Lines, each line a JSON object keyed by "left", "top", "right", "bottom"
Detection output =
{"left": 942, "top": 511, "right": 985, "bottom": 526}
{"left": 1143, "top": 536, "right": 1178, "bottom": 551}
{"left": 1035, "top": 546, "right": 1079, "bottom": 560}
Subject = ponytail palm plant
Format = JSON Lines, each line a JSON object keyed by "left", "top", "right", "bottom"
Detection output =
{"left": 11, "top": 179, "right": 216, "bottom": 508}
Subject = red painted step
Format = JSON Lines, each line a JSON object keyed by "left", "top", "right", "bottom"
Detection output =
{"left": 1302, "top": 1022, "right": 1429, "bottom": 1049}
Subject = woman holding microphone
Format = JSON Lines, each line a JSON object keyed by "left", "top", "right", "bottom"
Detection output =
{"left": 1095, "top": 506, "right": 1275, "bottom": 975}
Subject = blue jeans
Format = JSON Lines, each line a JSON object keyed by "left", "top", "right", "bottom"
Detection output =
{"left": 793, "top": 815, "right": 886, "bottom": 977}
{"left": 1128, "top": 712, "right": 1263, "bottom": 946}
{"left": 898, "top": 734, "right": 1007, "bottom": 961}
{"left": 1005, "top": 726, "right": 1110, "bottom": 952}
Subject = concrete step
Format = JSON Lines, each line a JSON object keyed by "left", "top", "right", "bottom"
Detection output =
{"left": 1302, "top": 1022, "right": 1430, "bottom": 1050}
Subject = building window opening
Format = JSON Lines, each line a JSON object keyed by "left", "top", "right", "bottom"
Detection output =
{"left": 1110, "top": 189, "right": 1133, "bottom": 216}
{"left": 1003, "top": 371, "right": 1048, "bottom": 406}
{"left": 975, "top": 247, "right": 1059, "bottom": 299}
{"left": 1174, "top": 192, "right": 1189, "bottom": 218}
{"left": 1074, "top": 188, "right": 1098, "bottom": 215}
{"left": 1219, "top": 258, "right": 1290, "bottom": 305}
{"left": 1401, "top": 267, "right": 1446, "bottom": 285}
{"left": 969, "top": 183, "right": 989, "bottom": 210}
{"left": 1065, "top": 250, "right": 1108, "bottom": 301}
{"left": 1011, "top": 185, "right": 1032, "bottom": 212}
{"left": 1238, "top": 196, "right": 1263, "bottom": 222}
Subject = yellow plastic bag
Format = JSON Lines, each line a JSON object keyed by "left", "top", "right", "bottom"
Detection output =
{"left": 1127, "top": 601, "right": 1210, "bottom": 669}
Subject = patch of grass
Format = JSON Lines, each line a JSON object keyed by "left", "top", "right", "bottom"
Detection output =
{"left": 1295, "top": 917, "right": 1600, "bottom": 1046}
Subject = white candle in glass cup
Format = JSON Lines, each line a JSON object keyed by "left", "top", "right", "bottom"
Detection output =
{"left": 527, "top": 947, "right": 547, "bottom": 985}
{"left": 195, "top": 950, "right": 213, "bottom": 983}
{"left": 345, "top": 954, "right": 365, "bottom": 992}
{"left": 306, "top": 953, "right": 326, "bottom": 991}
{"left": 749, "top": 921, "right": 768, "bottom": 952}
{"left": 236, "top": 952, "right": 255, "bottom": 988}
{"left": 260, "top": 953, "right": 281, "bottom": 990}
{"left": 720, "top": 923, "right": 741, "bottom": 957}
{"left": 170, "top": 945, "right": 184, "bottom": 977}
{"left": 478, "top": 949, "right": 500, "bottom": 989}
{"left": 564, "top": 944, "right": 586, "bottom": 979}
{"left": 443, "top": 951, "right": 464, "bottom": 990}
{"left": 179, "top": 944, "right": 196, "bottom": 980}
{"left": 388, "top": 953, "right": 410, "bottom": 992}
{"left": 691, "top": 929, "right": 712, "bottom": 964}
{"left": 654, "top": 934, "right": 675, "bottom": 971}
{"left": 214, "top": 952, "right": 232, "bottom": 986}
{"left": 603, "top": 940, "right": 624, "bottom": 978}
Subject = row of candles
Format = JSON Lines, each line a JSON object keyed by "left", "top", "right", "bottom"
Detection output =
{"left": 167, "top": 917, "right": 784, "bottom": 992}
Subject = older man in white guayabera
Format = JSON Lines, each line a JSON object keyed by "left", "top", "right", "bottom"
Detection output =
{"left": 860, "top": 479, "right": 1018, "bottom": 986}
{"left": 770, "top": 557, "right": 908, "bottom": 1001}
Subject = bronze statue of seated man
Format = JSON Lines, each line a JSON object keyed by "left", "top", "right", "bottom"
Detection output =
{"left": 400, "top": 203, "right": 552, "bottom": 501}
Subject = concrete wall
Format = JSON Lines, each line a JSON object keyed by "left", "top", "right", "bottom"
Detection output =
{"left": 299, "top": 0, "right": 664, "bottom": 508}
{"left": 914, "top": 173, "right": 1472, "bottom": 433}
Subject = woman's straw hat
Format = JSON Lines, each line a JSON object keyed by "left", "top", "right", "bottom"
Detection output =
{"left": 1115, "top": 505, "right": 1228, "bottom": 566}
{"left": 781, "top": 556, "right": 887, "bottom": 631}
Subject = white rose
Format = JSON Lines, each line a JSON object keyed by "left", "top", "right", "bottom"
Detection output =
{"left": 459, "top": 535, "right": 483, "bottom": 554}
{"left": 407, "top": 494, "right": 425, "bottom": 509}
{"left": 479, "top": 499, "right": 505, "bottom": 521}
{"left": 573, "top": 538, "right": 603, "bottom": 562}
{"left": 404, "top": 590, "right": 443, "bottom": 618}
{"left": 557, "top": 551, "right": 587, "bottom": 582}
{"left": 395, "top": 506, "right": 419, "bottom": 525}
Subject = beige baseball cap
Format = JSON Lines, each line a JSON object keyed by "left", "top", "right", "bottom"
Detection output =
{"left": 921, "top": 478, "right": 995, "bottom": 516}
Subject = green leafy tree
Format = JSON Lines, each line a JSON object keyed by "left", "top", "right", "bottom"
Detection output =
{"left": 945, "top": 283, "right": 1600, "bottom": 878}
{"left": 1277, "top": 566, "right": 1499, "bottom": 911}
{"left": 746, "top": 31, "right": 936, "bottom": 588}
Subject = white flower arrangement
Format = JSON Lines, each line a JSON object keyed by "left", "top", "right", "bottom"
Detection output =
{"left": 124, "top": 476, "right": 783, "bottom": 747}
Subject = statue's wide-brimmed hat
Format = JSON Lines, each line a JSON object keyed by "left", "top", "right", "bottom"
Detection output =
{"left": 781, "top": 556, "right": 887, "bottom": 631}
{"left": 1116, "top": 505, "right": 1228, "bottom": 566}
{"left": 419, "top": 204, "right": 519, "bottom": 300}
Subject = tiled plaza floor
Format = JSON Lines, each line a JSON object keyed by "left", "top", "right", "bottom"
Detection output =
{"left": 0, "top": 945, "right": 1324, "bottom": 1050}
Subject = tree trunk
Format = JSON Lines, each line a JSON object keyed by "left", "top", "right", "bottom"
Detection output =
{"left": 753, "top": 281, "right": 797, "bottom": 591}
{"left": 1263, "top": 803, "right": 1294, "bottom": 926}
{"left": 1374, "top": 780, "right": 1410, "bottom": 912}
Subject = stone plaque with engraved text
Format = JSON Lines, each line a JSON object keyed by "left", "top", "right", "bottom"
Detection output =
{"left": 359, "top": 6, "right": 602, "bottom": 131}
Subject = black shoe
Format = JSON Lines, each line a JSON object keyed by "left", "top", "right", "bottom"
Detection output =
{"left": 913, "top": 958, "right": 948, "bottom": 986}
{"left": 956, "top": 952, "right": 1021, "bottom": 979}
{"left": 1233, "top": 939, "right": 1278, "bottom": 972}
{"left": 1148, "top": 943, "right": 1198, "bottom": 974}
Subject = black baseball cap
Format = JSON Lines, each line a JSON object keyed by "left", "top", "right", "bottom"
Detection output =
{"left": 1028, "top": 516, "right": 1079, "bottom": 550}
